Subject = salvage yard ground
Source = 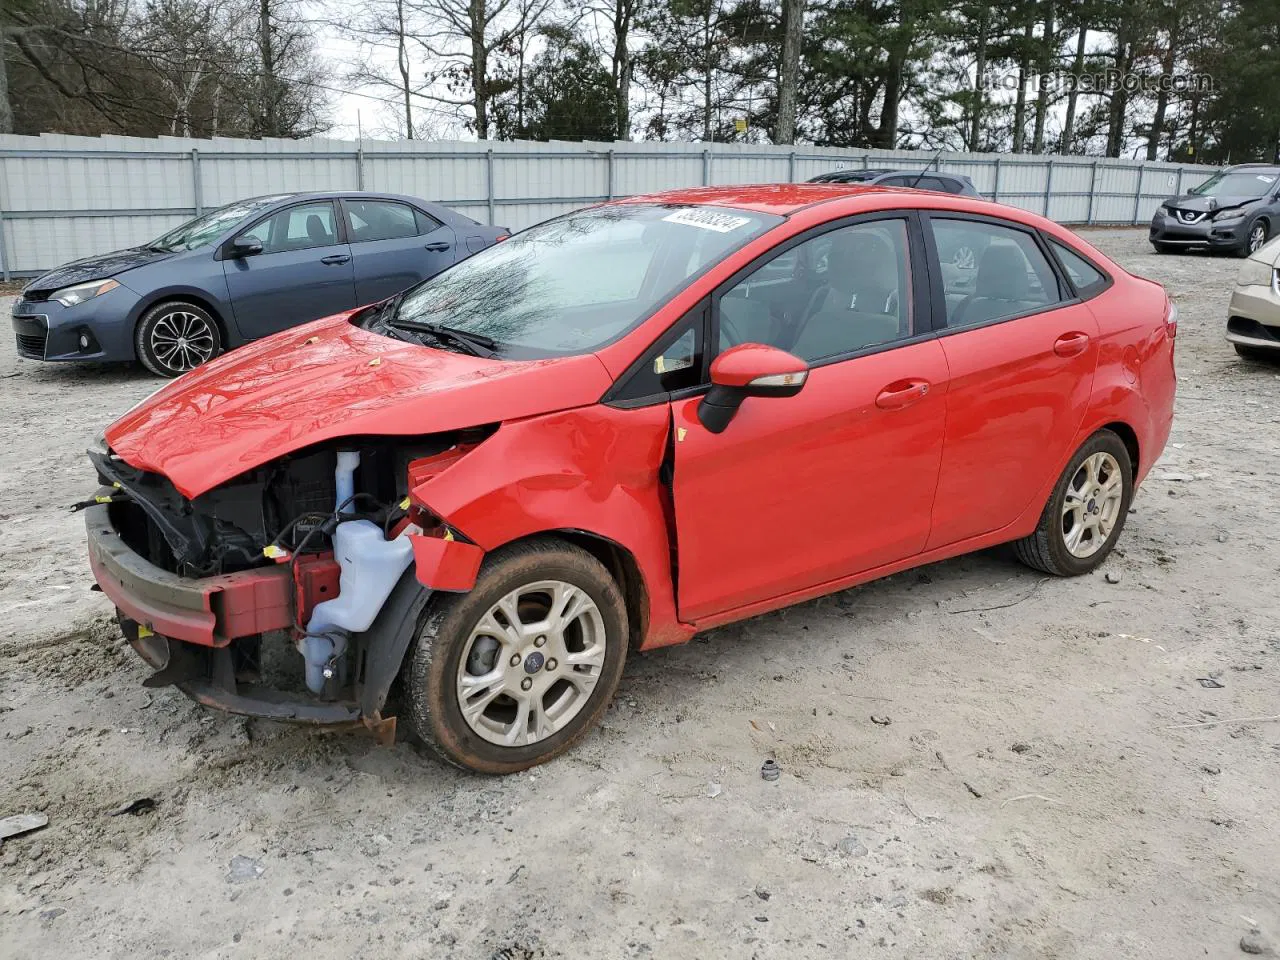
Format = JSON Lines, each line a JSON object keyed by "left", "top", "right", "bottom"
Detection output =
{"left": 1, "top": 228, "right": 1278, "bottom": 960}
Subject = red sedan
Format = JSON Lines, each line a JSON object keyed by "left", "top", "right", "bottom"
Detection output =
{"left": 86, "top": 184, "right": 1176, "bottom": 773}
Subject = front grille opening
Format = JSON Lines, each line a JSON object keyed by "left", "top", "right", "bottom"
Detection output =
{"left": 15, "top": 332, "right": 47, "bottom": 359}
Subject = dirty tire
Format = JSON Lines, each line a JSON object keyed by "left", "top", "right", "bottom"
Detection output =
{"left": 1013, "top": 429, "right": 1134, "bottom": 577}
{"left": 135, "top": 301, "right": 222, "bottom": 378}
{"left": 401, "top": 537, "right": 628, "bottom": 774}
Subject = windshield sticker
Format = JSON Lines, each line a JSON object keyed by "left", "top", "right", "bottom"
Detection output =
{"left": 663, "top": 209, "right": 753, "bottom": 233}
{"left": 1258, "top": 176, "right": 1275, "bottom": 183}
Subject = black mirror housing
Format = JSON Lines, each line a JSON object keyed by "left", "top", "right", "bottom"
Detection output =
{"left": 230, "top": 237, "right": 264, "bottom": 257}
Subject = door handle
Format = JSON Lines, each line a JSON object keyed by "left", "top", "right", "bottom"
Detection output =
{"left": 1053, "top": 331, "right": 1090, "bottom": 357}
{"left": 320, "top": 254, "right": 351, "bottom": 265}
{"left": 424, "top": 242, "right": 452, "bottom": 252}
{"left": 875, "top": 379, "right": 931, "bottom": 410}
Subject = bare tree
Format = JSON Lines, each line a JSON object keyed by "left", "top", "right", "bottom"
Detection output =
{"left": 773, "top": 0, "right": 802, "bottom": 143}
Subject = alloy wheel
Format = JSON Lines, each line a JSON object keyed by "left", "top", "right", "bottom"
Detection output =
{"left": 455, "top": 580, "right": 608, "bottom": 747}
{"left": 1061, "top": 451, "right": 1124, "bottom": 559}
{"left": 150, "top": 309, "right": 216, "bottom": 374}
{"left": 1249, "top": 222, "right": 1268, "bottom": 254}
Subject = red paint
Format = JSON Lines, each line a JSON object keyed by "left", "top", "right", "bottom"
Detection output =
{"left": 408, "top": 534, "right": 484, "bottom": 592}
{"left": 293, "top": 553, "right": 340, "bottom": 628}
{"left": 105, "top": 316, "right": 613, "bottom": 499}
{"left": 89, "top": 549, "right": 293, "bottom": 647}
{"left": 98, "top": 185, "right": 1175, "bottom": 656}
{"left": 708, "top": 343, "right": 807, "bottom": 387}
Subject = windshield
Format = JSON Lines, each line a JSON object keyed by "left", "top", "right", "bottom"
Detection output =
{"left": 1190, "top": 171, "right": 1277, "bottom": 199}
{"left": 381, "top": 203, "right": 780, "bottom": 358}
{"left": 148, "top": 195, "right": 292, "bottom": 251}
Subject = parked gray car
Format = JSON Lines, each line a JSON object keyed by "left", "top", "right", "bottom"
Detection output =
{"left": 807, "top": 168, "right": 982, "bottom": 197}
{"left": 1149, "top": 164, "right": 1280, "bottom": 257}
{"left": 11, "top": 192, "right": 508, "bottom": 376}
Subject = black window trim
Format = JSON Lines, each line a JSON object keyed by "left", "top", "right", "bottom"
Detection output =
{"left": 604, "top": 208, "right": 937, "bottom": 409}
{"left": 603, "top": 299, "right": 712, "bottom": 409}
{"left": 1040, "top": 232, "right": 1115, "bottom": 302}
{"left": 338, "top": 197, "right": 442, "bottom": 244}
{"left": 218, "top": 197, "right": 347, "bottom": 259}
{"left": 919, "top": 210, "right": 1078, "bottom": 337}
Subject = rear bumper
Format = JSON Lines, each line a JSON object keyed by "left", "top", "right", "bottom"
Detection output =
{"left": 85, "top": 492, "right": 293, "bottom": 647}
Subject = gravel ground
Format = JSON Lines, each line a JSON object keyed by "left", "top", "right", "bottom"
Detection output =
{"left": 1, "top": 228, "right": 1278, "bottom": 960}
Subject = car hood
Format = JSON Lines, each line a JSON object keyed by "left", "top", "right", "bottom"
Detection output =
{"left": 1164, "top": 194, "right": 1261, "bottom": 213}
{"left": 25, "top": 246, "right": 174, "bottom": 295}
{"left": 105, "top": 313, "right": 615, "bottom": 499}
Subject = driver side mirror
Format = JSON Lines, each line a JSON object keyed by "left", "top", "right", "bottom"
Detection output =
{"left": 697, "top": 343, "right": 809, "bottom": 434}
{"left": 229, "top": 236, "right": 264, "bottom": 258}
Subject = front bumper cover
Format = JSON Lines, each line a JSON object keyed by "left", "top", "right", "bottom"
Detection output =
{"left": 1149, "top": 210, "right": 1249, "bottom": 248}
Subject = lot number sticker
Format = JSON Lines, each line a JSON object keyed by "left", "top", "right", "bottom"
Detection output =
{"left": 663, "top": 209, "right": 753, "bottom": 233}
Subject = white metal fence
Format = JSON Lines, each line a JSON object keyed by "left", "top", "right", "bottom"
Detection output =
{"left": 0, "top": 132, "right": 1219, "bottom": 279}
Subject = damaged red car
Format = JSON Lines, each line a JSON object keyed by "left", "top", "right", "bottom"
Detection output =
{"left": 85, "top": 184, "right": 1176, "bottom": 773}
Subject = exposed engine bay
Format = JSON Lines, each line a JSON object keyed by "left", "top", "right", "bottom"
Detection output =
{"left": 87, "top": 427, "right": 493, "bottom": 705}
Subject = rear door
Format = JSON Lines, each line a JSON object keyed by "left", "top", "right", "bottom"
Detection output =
{"left": 666, "top": 214, "right": 951, "bottom": 621}
{"left": 921, "top": 214, "right": 1101, "bottom": 550}
{"left": 222, "top": 200, "right": 356, "bottom": 339}
{"left": 341, "top": 198, "right": 458, "bottom": 305}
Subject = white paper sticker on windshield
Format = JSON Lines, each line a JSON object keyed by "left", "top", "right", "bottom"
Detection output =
{"left": 662, "top": 209, "right": 752, "bottom": 233}
{"left": 1258, "top": 175, "right": 1275, "bottom": 183}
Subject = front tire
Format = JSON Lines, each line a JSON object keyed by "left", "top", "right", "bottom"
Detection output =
{"left": 1013, "top": 430, "right": 1134, "bottom": 577}
{"left": 401, "top": 537, "right": 628, "bottom": 774}
{"left": 1235, "top": 343, "right": 1277, "bottom": 363}
{"left": 1151, "top": 241, "right": 1176, "bottom": 254}
{"left": 1240, "top": 219, "right": 1269, "bottom": 258}
{"left": 135, "top": 301, "right": 222, "bottom": 378}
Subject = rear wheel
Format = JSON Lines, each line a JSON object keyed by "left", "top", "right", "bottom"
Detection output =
{"left": 401, "top": 538, "right": 628, "bottom": 773}
{"left": 135, "top": 301, "right": 222, "bottom": 378}
{"left": 1013, "top": 430, "right": 1133, "bottom": 577}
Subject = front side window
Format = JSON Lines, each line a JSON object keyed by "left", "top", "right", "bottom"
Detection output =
{"left": 716, "top": 218, "right": 914, "bottom": 363}
{"left": 239, "top": 201, "right": 340, "bottom": 254}
{"left": 381, "top": 204, "right": 779, "bottom": 358}
{"left": 346, "top": 199, "right": 423, "bottom": 242}
{"left": 149, "top": 195, "right": 290, "bottom": 252}
{"left": 929, "top": 218, "right": 1062, "bottom": 327}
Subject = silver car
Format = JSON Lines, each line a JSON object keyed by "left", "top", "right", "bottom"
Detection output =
{"left": 1226, "top": 236, "right": 1280, "bottom": 360}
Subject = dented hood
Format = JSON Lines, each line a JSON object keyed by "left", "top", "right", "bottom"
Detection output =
{"left": 105, "top": 313, "right": 614, "bottom": 499}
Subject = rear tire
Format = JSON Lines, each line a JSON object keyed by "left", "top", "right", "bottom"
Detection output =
{"left": 135, "top": 301, "right": 222, "bottom": 378}
{"left": 1013, "top": 430, "right": 1133, "bottom": 577}
{"left": 401, "top": 537, "right": 628, "bottom": 774}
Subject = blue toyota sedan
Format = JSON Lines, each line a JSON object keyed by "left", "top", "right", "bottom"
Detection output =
{"left": 11, "top": 192, "right": 509, "bottom": 377}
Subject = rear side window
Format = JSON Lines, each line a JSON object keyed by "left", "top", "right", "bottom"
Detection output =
{"left": 928, "top": 218, "right": 1062, "bottom": 327}
{"left": 346, "top": 199, "right": 422, "bottom": 242}
{"left": 1048, "top": 238, "right": 1109, "bottom": 299}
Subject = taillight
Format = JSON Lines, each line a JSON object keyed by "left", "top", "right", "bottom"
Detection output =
{"left": 495, "top": 232, "right": 510, "bottom": 242}
{"left": 1164, "top": 298, "right": 1178, "bottom": 339}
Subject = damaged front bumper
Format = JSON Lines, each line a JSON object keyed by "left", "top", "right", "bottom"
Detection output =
{"left": 84, "top": 491, "right": 443, "bottom": 738}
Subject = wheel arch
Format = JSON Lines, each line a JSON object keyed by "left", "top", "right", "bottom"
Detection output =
{"left": 131, "top": 291, "right": 233, "bottom": 358}
{"left": 1100, "top": 420, "right": 1140, "bottom": 475}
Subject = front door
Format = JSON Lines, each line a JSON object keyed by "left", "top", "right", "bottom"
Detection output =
{"left": 921, "top": 214, "right": 1101, "bottom": 549}
{"left": 223, "top": 200, "right": 357, "bottom": 339}
{"left": 669, "top": 215, "right": 950, "bottom": 622}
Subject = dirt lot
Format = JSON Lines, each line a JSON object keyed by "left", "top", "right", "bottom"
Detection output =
{"left": 1, "top": 228, "right": 1278, "bottom": 960}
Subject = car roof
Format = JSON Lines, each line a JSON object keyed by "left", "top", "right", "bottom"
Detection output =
{"left": 622, "top": 182, "right": 971, "bottom": 216}
{"left": 1225, "top": 164, "right": 1280, "bottom": 173}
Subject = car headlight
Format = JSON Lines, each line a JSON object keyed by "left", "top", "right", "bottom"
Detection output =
{"left": 1237, "top": 258, "right": 1275, "bottom": 287}
{"left": 52, "top": 278, "right": 120, "bottom": 307}
{"left": 1212, "top": 207, "right": 1245, "bottom": 222}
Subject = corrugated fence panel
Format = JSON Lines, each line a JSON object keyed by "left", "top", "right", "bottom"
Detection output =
{"left": 0, "top": 133, "right": 1230, "bottom": 277}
